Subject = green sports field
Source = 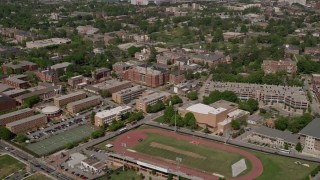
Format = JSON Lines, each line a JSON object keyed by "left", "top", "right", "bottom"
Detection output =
{"left": 132, "top": 132, "right": 252, "bottom": 178}
{"left": 26, "top": 125, "right": 95, "bottom": 156}
{"left": 0, "top": 154, "right": 25, "bottom": 179}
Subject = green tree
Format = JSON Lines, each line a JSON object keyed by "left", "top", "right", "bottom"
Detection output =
{"left": 128, "top": 46, "right": 143, "bottom": 57}
{"left": 0, "top": 127, "right": 14, "bottom": 140}
{"left": 295, "top": 142, "right": 302, "bottom": 152}
{"left": 163, "top": 106, "right": 175, "bottom": 123}
{"left": 90, "top": 112, "right": 96, "bottom": 125}
{"left": 24, "top": 95, "right": 40, "bottom": 108}
{"left": 14, "top": 134, "right": 29, "bottom": 143}
{"left": 231, "top": 120, "right": 241, "bottom": 130}
{"left": 275, "top": 116, "right": 289, "bottom": 131}
{"left": 284, "top": 143, "right": 289, "bottom": 150}
{"left": 100, "top": 90, "right": 111, "bottom": 98}
{"left": 91, "top": 127, "right": 105, "bottom": 139}
{"left": 65, "top": 142, "right": 76, "bottom": 149}
{"left": 187, "top": 92, "right": 198, "bottom": 100}
{"left": 183, "top": 112, "right": 197, "bottom": 129}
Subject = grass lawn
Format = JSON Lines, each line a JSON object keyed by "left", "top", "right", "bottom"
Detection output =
{"left": 97, "top": 170, "right": 141, "bottom": 180}
{"left": 0, "top": 154, "right": 25, "bottom": 179}
{"left": 249, "top": 150, "right": 318, "bottom": 180}
{"left": 132, "top": 132, "right": 251, "bottom": 178}
{"left": 26, "top": 125, "right": 95, "bottom": 156}
{"left": 95, "top": 136, "right": 117, "bottom": 151}
{"left": 25, "top": 173, "right": 53, "bottom": 180}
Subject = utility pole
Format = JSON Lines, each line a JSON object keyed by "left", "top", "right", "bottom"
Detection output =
{"left": 121, "top": 143, "right": 126, "bottom": 171}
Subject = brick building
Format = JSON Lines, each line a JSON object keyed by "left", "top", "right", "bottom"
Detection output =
{"left": 136, "top": 90, "right": 170, "bottom": 113}
{"left": 67, "top": 96, "right": 101, "bottom": 113}
{"left": 54, "top": 91, "right": 87, "bottom": 107}
{"left": 0, "top": 96, "right": 16, "bottom": 113}
{"left": 36, "top": 69, "right": 59, "bottom": 83}
{"left": 94, "top": 106, "right": 132, "bottom": 126}
{"left": 0, "top": 108, "right": 33, "bottom": 126}
{"left": 84, "top": 80, "right": 132, "bottom": 94}
{"left": 124, "top": 65, "right": 169, "bottom": 88}
{"left": 2, "top": 61, "right": 38, "bottom": 74}
{"left": 68, "top": 75, "right": 84, "bottom": 87}
{"left": 3, "top": 74, "right": 28, "bottom": 89}
{"left": 93, "top": 68, "right": 111, "bottom": 80}
{"left": 112, "top": 86, "right": 147, "bottom": 104}
{"left": 190, "top": 53, "right": 232, "bottom": 67}
{"left": 261, "top": 59, "right": 297, "bottom": 74}
{"left": 15, "top": 85, "right": 59, "bottom": 104}
{"left": 6, "top": 114, "right": 47, "bottom": 134}
{"left": 299, "top": 118, "right": 320, "bottom": 156}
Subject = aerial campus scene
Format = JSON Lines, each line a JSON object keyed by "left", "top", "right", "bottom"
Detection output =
{"left": 2, "top": 0, "right": 320, "bottom": 180}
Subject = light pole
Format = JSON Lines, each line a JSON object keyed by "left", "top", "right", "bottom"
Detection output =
{"left": 176, "top": 157, "right": 182, "bottom": 170}
{"left": 121, "top": 143, "right": 126, "bottom": 171}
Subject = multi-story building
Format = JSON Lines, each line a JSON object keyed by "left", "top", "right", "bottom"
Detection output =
{"left": 93, "top": 68, "right": 111, "bottom": 80}
{"left": 67, "top": 96, "right": 101, "bottom": 113}
{"left": 68, "top": 75, "right": 84, "bottom": 87}
{"left": 304, "top": 47, "right": 320, "bottom": 55}
{"left": 190, "top": 53, "right": 232, "bottom": 67}
{"left": 0, "top": 96, "right": 16, "bottom": 113}
{"left": 94, "top": 106, "right": 132, "bottom": 126}
{"left": 112, "top": 86, "right": 147, "bottom": 104}
{"left": 15, "top": 85, "right": 59, "bottom": 104}
{"left": 26, "top": 38, "right": 71, "bottom": 49}
{"left": 6, "top": 114, "right": 47, "bottom": 134}
{"left": 312, "top": 74, "right": 320, "bottom": 102}
{"left": 0, "top": 108, "right": 33, "bottom": 126}
{"left": 209, "top": 82, "right": 309, "bottom": 110}
{"left": 54, "top": 91, "right": 87, "bottom": 107}
{"left": 84, "top": 80, "right": 132, "bottom": 94}
{"left": 124, "top": 65, "right": 169, "bottom": 88}
{"left": 299, "top": 118, "right": 320, "bottom": 156}
{"left": 2, "top": 89, "right": 27, "bottom": 98}
{"left": 278, "top": 0, "right": 306, "bottom": 5}
{"left": 3, "top": 75, "right": 28, "bottom": 89}
{"left": 2, "top": 61, "right": 38, "bottom": 74}
{"left": 178, "top": 100, "right": 248, "bottom": 132}
{"left": 51, "top": 62, "right": 71, "bottom": 76}
{"left": 136, "top": 91, "right": 171, "bottom": 113}
{"left": 262, "top": 59, "right": 297, "bottom": 74}
{"left": 35, "top": 69, "right": 59, "bottom": 83}
{"left": 112, "top": 61, "right": 142, "bottom": 79}
{"left": 169, "top": 70, "right": 185, "bottom": 84}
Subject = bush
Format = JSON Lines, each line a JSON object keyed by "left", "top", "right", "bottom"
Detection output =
{"left": 14, "top": 134, "right": 29, "bottom": 143}
{"left": 186, "top": 92, "right": 198, "bottom": 100}
{"left": 0, "top": 127, "right": 14, "bottom": 140}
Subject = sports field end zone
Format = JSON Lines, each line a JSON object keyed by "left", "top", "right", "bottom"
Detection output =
{"left": 25, "top": 125, "right": 95, "bottom": 156}
{"left": 131, "top": 132, "right": 252, "bottom": 178}
{"left": 0, "top": 154, "right": 26, "bottom": 179}
{"left": 249, "top": 149, "right": 318, "bottom": 180}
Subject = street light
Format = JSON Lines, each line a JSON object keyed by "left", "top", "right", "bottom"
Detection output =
{"left": 121, "top": 143, "right": 126, "bottom": 171}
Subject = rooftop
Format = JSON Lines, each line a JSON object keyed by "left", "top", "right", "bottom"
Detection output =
{"left": 253, "top": 126, "right": 299, "bottom": 144}
{"left": 67, "top": 96, "right": 100, "bottom": 106}
{"left": 192, "top": 53, "right": 225, "bottom": 62}
{"left": 6, "top": 114, "right": 46, "bottom": 127}
{"left": 95, "top": 106, "right": 131, "bottom": 119}
{"left": 51, "top": 62, "right": 71, "bottom": 70}
{"left": 114, "top": 86, "right": 147, "bottom": 96}
{"left": 186, "top": 103, "right": 226, "bottom": 115}
{"left": 299, "top": 118, "right": 320, "bottom": 139}
{"left": 92, "top": 80, "right": 131, "bottom": 90}
{"left": 0, "top": 108, "right": 33, "bottom": 120}
{"left": 54, "top": 91, "right": 86, "bottom": 101}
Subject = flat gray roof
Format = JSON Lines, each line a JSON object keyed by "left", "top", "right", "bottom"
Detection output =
{"left": 0, "top": 108, "right": 33, "bottom": 120}
{"left": 67, "top": 96, "right": 100, "bottom": 106}
{"left": 54, "top": 91, "right": 86, "bottom": 101}
{"left": 299, "top": 118, "right": 320, "bottom": 139}
{"left": 253, "top": 126, "right": 299, "bottom": 144}
{"left": 6, "top": 114, "right": 46, "bottom": 127}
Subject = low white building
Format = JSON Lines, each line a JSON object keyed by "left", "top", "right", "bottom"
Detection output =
{"left": 81, "top": 158, "right": 106, "bottom": 173}
{"left": 94, "top": 106, "right": 132, "bottom": 126}
{"left": 26, "top": 38, "right": 71, "bottom": 49}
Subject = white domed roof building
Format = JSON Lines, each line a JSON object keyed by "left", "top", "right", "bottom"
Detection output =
{"left": 41, "top": 105, "right": 61, "bottom": 118}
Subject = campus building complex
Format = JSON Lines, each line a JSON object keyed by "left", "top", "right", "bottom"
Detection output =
{"left": 54, "top": 91, "right": 87, "bottom": 107}
{"left": 179, "top": 100, "right": 249, "bottom": 132}
{"left": 112, "top": 86, "right": 147, "bottom": 104}
{"left": 0, "top": 108, "right": 33, "bottom": 126}
{"left": 26, "top": 38, "right": 71, "bottom": 49}
{"left": 136, "top": 91, "right": 171, "bottom": 113}
{"left": 94, "top": 106, "right": 132, "bottom": 126}
{"left": 261, "top": 59, "right": 297, "bottom": 74}
{"left": 124, "top": 65, "right": 169, "bottom": 88}
{"left": 208, "top": 82, "right": 309, "bottom": 110}
{"left": 84, "top": 80, "right": 132, "bottom": 94}
{"left": 2, "top": 61, "right": 38, "bottom": 74}
{"left": 67, "top": 96, "right": 101, "bottom": 113}
{"left": 3, "top": 75, "right": 28, "bottom": 89}
{"left": 6, "top": 114, "right": 47, "bottom": 134}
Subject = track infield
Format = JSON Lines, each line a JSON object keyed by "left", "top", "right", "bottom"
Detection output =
{"left": 113, "top": 128, "right": 263, "bottom": 179}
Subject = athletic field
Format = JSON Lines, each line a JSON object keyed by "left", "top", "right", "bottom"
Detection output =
{"left": 26, "top": 125, "right": 95, "bottom": 156}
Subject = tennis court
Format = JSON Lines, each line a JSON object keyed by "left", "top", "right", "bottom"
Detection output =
{"left": 26, "top": 125, "right": 95, "bottom": 156}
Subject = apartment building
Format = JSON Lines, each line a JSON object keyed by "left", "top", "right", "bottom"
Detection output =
{"left": 68, "top": 75, "right": 84, "bottom": 87}
{"left": 15, "top": 85, "right": 59, "bottom": 104}
{"left": 112, "top": 86, "right": 147, "bottom": 104}
{"left": 299, "top": 118, "right": 320, "bottom": 156}
{"left": 2, "top": 61, "right": 38, "bottom": 74}
{"left": 0, "top": 96, "right": 16, "bottom": 113}
{"left": 51, "top": 62, "right": 71, "bottom": 76}
{"left": 93, "top": 68, "right": 111, "bottom": 80}
{"left": 190, "top": 53, "right": 231, "bottom": 67}
{"left": 124, "top": 65, "right": 169, "bottom": 88}
{"left": 136, "top": 91, "right": 170, "bottom": 113}
{"left": 94, "top": 106, "right": 132, "bottom": 126}
{"left": 3, "top": 75, "right": 28, "bottom": 89}
{"left": 67, "top": 96, "right": 101, "bottom": 113}
{"left": 26, "top": 38, "right": 71, "bottom": 49}
{"left": 6, "top": 114, "right": 47, "bottom": 134}
{"left": 209, "top": 82, "right": 309, "bottom": 110}
{"left": 85, "top": 80, "right": 132, "bottom": 94}
{"left": 54, "top": 91, "right": 87, "bottom": 107}
{"left": 35, "top": 69, "right": 59, "bottom": 83}
{"left": 262, "top": 59, "right": 297, "bottom": 74}
{"left": 0, "top": 108, "right": 33, "bottom": 126}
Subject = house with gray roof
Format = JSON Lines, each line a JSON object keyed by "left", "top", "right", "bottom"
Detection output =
{"left": 299, "top": 118, "right": 320, "bottom": 156}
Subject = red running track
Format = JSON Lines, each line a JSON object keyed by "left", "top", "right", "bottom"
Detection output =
{"left": 113, "top": 128, "right": 263, "bottom": 180}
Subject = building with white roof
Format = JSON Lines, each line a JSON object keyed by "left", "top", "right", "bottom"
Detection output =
{"left": 94, "top": 106, "right": 132, "bottom": 126}
{"left": 26, "top": 38, "right": 71, "bottom": 49}
{"left": 179, "top": 100, "right": 249, "bottom": 132}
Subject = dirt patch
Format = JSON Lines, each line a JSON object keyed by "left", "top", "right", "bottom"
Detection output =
{"left": 150, "top": 142, "right": 206, "bottom": 160}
